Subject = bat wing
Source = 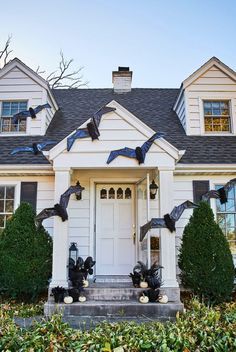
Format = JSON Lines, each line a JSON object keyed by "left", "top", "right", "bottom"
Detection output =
{"left": 169, "top": 200, "right": 198, "bottom": 222}
{"left": 67, "top": 128, "right": 90, "bottom": 151}
{"left": 10, "top": 146, "right": 33, "bottom": 155}
{"left": 107, "top": 147, "right": 136, "bottom": 164}
{"left": 202, "top": 190, "right": 219, "bottom": 201}
{"left": 59, "top": 184, "right": 85, "bottom": 209}
{"left": 140, "top": 218, "right": 166, "bottom": 241}
{"left": 35, "top": 207, "right": 57, "bottom": 227}
{"left": 140, "top": 132, "right": 166, "bottom": 155}
{"left": 37, "top": 141, "right": 56, "bottom": 151}
{"left": 224, "top": 178, "right": 236, "bottom": 194}
{"left": 13, "top": 110, "right": 30, "bottom": 123}
{"left": 93, "top": 106, "right": 116, "bottom": 127}
{"left": 34, "top": 103, "right": 52, "bottom": 114}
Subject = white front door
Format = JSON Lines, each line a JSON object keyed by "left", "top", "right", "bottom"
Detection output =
{"left": 96, "top": 184, "right": 135, "bottom": 275}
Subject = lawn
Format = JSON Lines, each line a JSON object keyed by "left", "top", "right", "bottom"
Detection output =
{"left": 0, "top": 298, "right": 236, "bottom": 351}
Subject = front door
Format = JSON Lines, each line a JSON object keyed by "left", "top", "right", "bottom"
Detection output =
{"left": 96, "top": 184, "right": 135, "bottom": 275}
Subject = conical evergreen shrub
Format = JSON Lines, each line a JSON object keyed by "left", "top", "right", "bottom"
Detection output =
{"left": 178, "top": 201, "right": 234, "bottom": 304}
{"left": 0, "top": 202, "right": 52, "bottom": 300}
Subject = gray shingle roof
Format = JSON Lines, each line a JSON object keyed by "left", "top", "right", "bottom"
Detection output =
{"left": 0, "top": 88, "right": 235, "bottom": 165}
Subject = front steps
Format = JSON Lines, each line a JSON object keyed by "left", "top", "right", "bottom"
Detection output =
{"left": 45, "top": 279, "right": 184, "bottom": 326}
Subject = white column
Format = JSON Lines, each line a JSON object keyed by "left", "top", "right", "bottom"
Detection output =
{"left": 50, "top": 168, "right": 71, "bottom": 288}
{"left": 159, "top": 167, "right": 179, "bottom": 288}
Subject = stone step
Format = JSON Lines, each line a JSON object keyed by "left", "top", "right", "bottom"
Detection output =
{"left": 44, "top": 300, "right": 183, "bottom": 320}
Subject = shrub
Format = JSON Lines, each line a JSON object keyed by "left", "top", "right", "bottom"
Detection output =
{"left": 0, "top": 202, "right": 52, "bottom": 301}
{"left": 178, "top": 201, "right": 235, "bottom": 304}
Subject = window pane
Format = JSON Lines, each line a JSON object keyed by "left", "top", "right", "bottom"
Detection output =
{"left": 5, "top": 200, "right": 14, "bottom": 213}
{"left": 6, "top": 186, "right": 15, "bottom": 199}
{"left": 0, "top": 215, "right": 4, "bottom": 228}
{"left": 117, "top": 187, "right": 123, "bottom": 199}
{"left": 0, "top": 200, "right": 4, "bottom": 212}
{"left": 0, "top": 186, "right": 4, "bottom": 199}
{"left": 108, "top": 187, "right": 115, "bottom": 199}
{"left": 125, "top": 187, "right": 132, "bottom": 199}
{"left": 225, "top": 214, "right": 235, "bottom": 228}
{"left": 19, "top": 102, "right": 27, "bottom": 110}
{"left": 100, "top": 189, "right": 107, "bottom": 199}
{"left": 228, "top": 241, "right": 236, "bottom": 255}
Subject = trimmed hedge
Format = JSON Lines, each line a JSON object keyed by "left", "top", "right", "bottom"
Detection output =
{"left": 178, "top": 201, "right": 235, "bottom": 304}
{"left": 0, "top": 300, "right": 236, "bottom": 351}
{"left": 0, "top": 202, "right": 52, "bottom": 301}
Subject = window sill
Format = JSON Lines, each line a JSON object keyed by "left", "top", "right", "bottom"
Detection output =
{"left": 0, "top": 132, "right": 28, "bottom": 136}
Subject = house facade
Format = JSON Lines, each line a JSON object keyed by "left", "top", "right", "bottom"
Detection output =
{"left": 0, "top": 57, "right": 236, "bottom": 301}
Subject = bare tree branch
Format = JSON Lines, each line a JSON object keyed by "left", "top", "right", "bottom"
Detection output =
{"left": 0, "top": 35, "right": 13, "bottom": 68}
{"left": 35, "top": 65, "right": 46, "bottom": 75}
{"left": 46, "top": 51, "right": 88, "bottom": 89}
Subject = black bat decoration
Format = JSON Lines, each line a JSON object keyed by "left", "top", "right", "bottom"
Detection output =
{"left": 13, "top": 103, "right": 51, "bottom": 123}
{"left": 10, "top": 141, "right": 55, "bottom": 155}
{"left": 107, "top": 132, "right": 166, "bottom": 165}
{"left": 67, "top": 106, "right": 116, "bottom": 151}
{"left": 202, "top": 178, "right": 236, "bottom": 204}
{"left": 140, "top": 200, "right": 198, "bottom": 240}
{"left": 35, "top": 182, "right": 84, "bottom": 227}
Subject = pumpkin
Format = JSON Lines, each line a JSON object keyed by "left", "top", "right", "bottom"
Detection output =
{"left": 64, "top": 296, "right": 73, "bottom": 304}
{"left": 83, "top": 280, "right": 89, "bottom": 288}
{"left": 158, "top": 294, "right": 168, "bottom": 304}
{"left": 139, "top": 294, "right": 149, "bottom": 304}
{"left": 140, "top": 281, "right": 148, "bottom": 288}
{"left": 78, "top": 295, "right": 86, "bottom": 302}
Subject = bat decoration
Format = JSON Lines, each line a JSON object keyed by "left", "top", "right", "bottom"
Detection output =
{"left": 107, "top": 132, "right": 166, "bottom": 165}
{"left": 10, "top": 141, "right": 56, "bottom": 155}
{"left": 202, "top": 178, "right": 236, "bottom": 204}
{"left": 67, "top": 106, "right": 116, "bottom": 151}
{"left": 140, "top": 200, "right": 198, "bottom": 240}
{"left": 35, "top": 182, "right": 84, "bottom": 227}
{"left": 13, "top": 103, "right": 51, "bottom": 124}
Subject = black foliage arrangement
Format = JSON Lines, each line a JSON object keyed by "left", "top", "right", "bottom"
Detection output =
{"left": 69, "top": 256, "right": 96, "bottom": 289}
{"left": 178, "top": 201, "right": 235, "bottom": 305}
{"left": 129, "top": 261, "right": 163, "bottom": 289}
{"left": 51, "top": 286, "right": 67, "bottom": 303}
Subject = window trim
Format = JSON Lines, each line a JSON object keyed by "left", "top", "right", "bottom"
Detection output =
{"left": 199, "top": 97, "right": 235, "bottom": 136}
{"left": 0, "top": 181, "right": 20, "bottom": 229}
{"left": 0, "top": 100, "right": 28, "bottom": 135}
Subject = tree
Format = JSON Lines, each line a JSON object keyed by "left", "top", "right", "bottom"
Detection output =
{"left": 0, "top": 202, "right": 52, "bottom": 301}
{"left": 0, "top": 36, "right": 88, "bottom": 88}
{"left": 178, "top": 201, "right": 235, "bottom": 304}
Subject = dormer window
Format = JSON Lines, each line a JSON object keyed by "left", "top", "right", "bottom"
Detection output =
{"left": 204, "top": 100, "right": 230, "bottom": 133}
{"left": 1, "top": 101, "right": 27, "bottom": 133}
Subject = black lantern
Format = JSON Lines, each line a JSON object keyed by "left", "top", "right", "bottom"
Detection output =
{"left": 75, "top": 181, "right": 82, "bottom": 200}
{"left": 149, "top": 179, "right": 158, "bottom": 199}
{"left": 69, "top": 242, "right": 78, "bottom": 262}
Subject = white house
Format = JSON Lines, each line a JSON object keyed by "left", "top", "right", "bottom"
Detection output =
{"left": 0, "top": 57, "right": 236, "bottom": 309}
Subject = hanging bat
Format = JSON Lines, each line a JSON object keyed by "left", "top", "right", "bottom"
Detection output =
{"left": 10, "top": 141, "right": 55, "bottom": 155}
{"left": 202, "top": 178, "right": 236, "bottom": 204}
{"left": 35, "top": 182, "right": 85, "bottom": 227}
{"left": 140, "top": 200, "right": 198, "bottom": 240}
{"left": 13, "top": 103, "right": 51, "bottom": 123}
{"left": 106, "top": 132, "right": 166, "bottom": 165}
{"left": 67, "top": 106, "right": 116, "bottom": 151}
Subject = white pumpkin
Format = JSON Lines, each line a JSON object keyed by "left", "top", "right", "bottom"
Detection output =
{"left": 83, "top": 280, "right": 89, "bottom": 288}
{"left": 139, "top": 294, "right": 149, "bottom": 304}
{"left": 64, "top": 296, "right": 73, "bottom": 304}
{"left": 140, "top": 281, "right": 148, "bottom": 289}
{"left": 158, "top": 294, "right": 168, "bottom": 304}
{"left": 79, "top": 295, "right": 86, "bottom": 302}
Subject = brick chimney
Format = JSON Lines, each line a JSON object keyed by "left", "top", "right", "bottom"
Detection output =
{"left": 112, "top": 67, "right": 133, "bottom": 93}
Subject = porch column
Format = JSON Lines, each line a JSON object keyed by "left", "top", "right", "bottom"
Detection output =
{"left": 159, "top": 167, "right": 179, "bottom": 288}
{"left": 50, "top": 167, "right": 71, "bottom": 288}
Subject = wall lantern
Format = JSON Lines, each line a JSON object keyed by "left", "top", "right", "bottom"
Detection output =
{"left": 75, "top": 181, "right": 82, "bottom": 200}
{"left": 149, "top": 179, "right": 158, "bottom": 199}
{"left": 69, "top": 242, "right": 78, "bottom": 262}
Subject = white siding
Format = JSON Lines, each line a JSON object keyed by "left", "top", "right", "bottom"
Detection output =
{"left": 173, "top": 90, "right": 186, "bottom": 131}
{"left": 0, "top": 67, "right": 56, "bottom": 136}
{"left": 185, "top": 65, "right": 236, "bottom": 135}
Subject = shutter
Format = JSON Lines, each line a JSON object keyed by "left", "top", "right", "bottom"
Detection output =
{"left": 20, "top": 182, "right": 38, "bottom": 211}
{"left": 192, "top": 180, "right": 210, "bottom": 203}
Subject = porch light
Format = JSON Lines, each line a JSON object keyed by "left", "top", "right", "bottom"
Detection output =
{"left": 149, "top": 179, "right": 158, "bottom": 199}
{"left": 69, "top": 242, "right": 78, "bottom": 262}
{"left": 75, "top": 181, "right": 82, "bottom": 200}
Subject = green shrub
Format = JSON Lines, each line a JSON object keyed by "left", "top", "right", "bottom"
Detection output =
{"left": 0, "top": 202, "right": 52, "bottom": 301}
{"left": 178, "top": 201, "right": 235, "bottom": 304}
